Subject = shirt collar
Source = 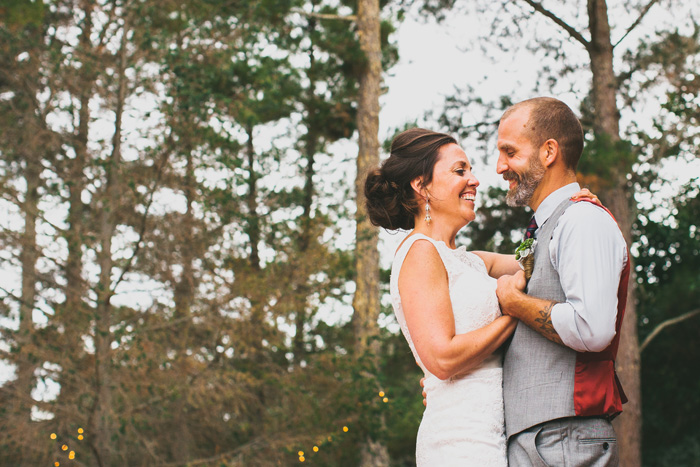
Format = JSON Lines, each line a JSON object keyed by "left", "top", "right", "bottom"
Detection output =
{"left": 534, "top": 182, "right": 581, "bottom": 228}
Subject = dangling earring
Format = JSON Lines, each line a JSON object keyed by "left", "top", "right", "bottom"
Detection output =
{"left": 424, "top": 199, "right": 432, "bottom": 225}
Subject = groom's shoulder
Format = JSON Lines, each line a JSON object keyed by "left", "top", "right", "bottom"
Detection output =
{"left": 559, "top": 201, "right": 623, "bottom": 238}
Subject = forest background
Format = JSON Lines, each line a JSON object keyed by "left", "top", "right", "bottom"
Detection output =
{"left": 1, "top": 0, "right": 699, "bottom": 466}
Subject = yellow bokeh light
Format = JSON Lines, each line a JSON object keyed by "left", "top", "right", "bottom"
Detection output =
{"left": 378, "top": 391, "right": 385, "bottom": 397}
{"left": 62, "top": 445, "right": 68, "bottom": 451}
{"left": 55, "top": 463, "right": 60, "bottom": 467}
{"left": 50, "top": 433, "right": 57, "bottom": 440}
{"left": 342, "top": 426, "right": 348, "bottom": 432}
{"left": 313, "top": 446, "right": 319, "bottom": 452}
{"left": 383, "top": 397, "right": 389, "bottom": 403}
{"left": 299, "top": 456, "right": 305, "bottom": 462}
{"left": 78, "top": 435, "right": 84, "bottom": 441}
{"left": 78, "top": 428, "right": 84, "bottom": 434}
{"left": 298, "top": 451, "right": 304, "bottom": 456}
{"left": 69, "top": 451, "right": 75, "bottom": 460}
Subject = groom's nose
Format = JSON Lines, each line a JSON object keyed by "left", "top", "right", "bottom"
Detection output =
{"left": 496, "top": 153, "right": 508, "bottom": 174}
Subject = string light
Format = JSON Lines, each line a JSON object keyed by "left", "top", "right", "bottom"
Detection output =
{"left": 294, "top": 389, "right": 392, "bottom": 462}
{"left": 51, "top": 427, "right": 84, "bottom": 464}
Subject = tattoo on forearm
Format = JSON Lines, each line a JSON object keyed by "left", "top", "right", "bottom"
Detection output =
{"left": 533, "top": 301, "right": 564, "bottom": 345}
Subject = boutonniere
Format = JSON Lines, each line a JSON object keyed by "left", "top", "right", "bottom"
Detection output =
{"left": 515, "top": 238, "right": 536, "bottom": 280}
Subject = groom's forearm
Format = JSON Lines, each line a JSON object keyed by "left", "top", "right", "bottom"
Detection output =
{"left": 500, "top": 291, "right": 564, "bottom": 346}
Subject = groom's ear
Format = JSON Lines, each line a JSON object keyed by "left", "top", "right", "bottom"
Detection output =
{"left": 541, "top": 139, "right": 560, "bottom": 167}
{"left": 410, "top": 177, "right": 425, "bottom": 199}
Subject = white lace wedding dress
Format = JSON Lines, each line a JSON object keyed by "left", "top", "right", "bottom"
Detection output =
{"left": 390, "top": 234, "right": 507, "bottom": 466}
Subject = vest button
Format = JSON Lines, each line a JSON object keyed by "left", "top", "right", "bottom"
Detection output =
{"left": 603, "top": 442, "right": 609, "bottom": 450}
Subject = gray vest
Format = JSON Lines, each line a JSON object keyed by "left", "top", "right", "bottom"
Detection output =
{"left": 503, "top": 199, "right": 576, "bottom": 438}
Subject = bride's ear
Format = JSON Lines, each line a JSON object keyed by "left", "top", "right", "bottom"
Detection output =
{"left": 410, "top": 177, "right": 426, "bottom": 200}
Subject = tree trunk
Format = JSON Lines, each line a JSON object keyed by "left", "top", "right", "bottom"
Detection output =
{"left": 355, "top": 0, "right": 388, "bottom": 465}
{"left": 171, "top": 148, "right": 195, "bottom": 462}
{"left": 293, "top": 127, "right": 317, "bottom": 362}
{"left": 587, "top": 0, "right": 618, "bottom": 139}
{"left": 89, "top": 14, "right": 127, "bottom": 465}
{"left": 241, "top": 124, "right": 268, "bottom": 438}
{"left": 16, "top": 155, "right": 40, "bottom": 424}
{"left": 353, "top": 0, "right": 381, "bottom": 358}
{"left": 58, "top": 4, "right": 93, "bottom": 423}
{"left": 64, "top": 45, "right": 91, "bottom": 330}
{"left": 244, "top": 125, "right": 264, "bottom": 354}
{"left": 91, "top": 124, "right": 117, "bottom": 467}
{"left": 293, "top": 27, "right": 319, "bottom": 361}
{"left": 11, "top": 32, "right": 43, "bottom": 464}
{"left": 246, "top": 125, "right": 261, "bottom": 272}
{"left": 587, "top": 1, "right": 641, "bottom": 465}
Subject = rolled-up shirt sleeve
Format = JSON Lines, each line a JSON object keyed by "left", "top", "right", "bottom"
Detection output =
{"left": 549, "top": 202, "right": 628, "bottom": 352}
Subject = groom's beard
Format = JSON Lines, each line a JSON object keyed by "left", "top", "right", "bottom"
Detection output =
{"left": 503, "top": 156, "right": 546, "bottom": 207}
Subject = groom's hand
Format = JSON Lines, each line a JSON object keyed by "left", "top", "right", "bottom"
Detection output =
{"left": 496, "top": 270, "right": 527, "bottom": 317}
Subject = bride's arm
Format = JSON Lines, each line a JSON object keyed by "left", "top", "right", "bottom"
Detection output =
{"left": 472, "top": 251, "right": 520, "bottom": 278}
{"left": 399, "top": 240, "right": 517, "bottom": 381}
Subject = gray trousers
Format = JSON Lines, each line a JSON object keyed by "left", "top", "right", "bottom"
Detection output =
{"left": 508, "top": 417, "right": 619, "bottom": 467}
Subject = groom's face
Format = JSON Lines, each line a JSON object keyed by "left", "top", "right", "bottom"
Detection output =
{"left": 496, "top": 107, "right": 546, "bottom": 207}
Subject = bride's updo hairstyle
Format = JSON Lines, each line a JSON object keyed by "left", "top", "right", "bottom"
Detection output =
{"left": 364, "top": 128, "right": 457, "bottom": 230}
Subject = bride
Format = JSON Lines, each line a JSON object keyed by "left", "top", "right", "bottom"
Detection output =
{"left": 363, "top": 128, "right": 596, "bottom": 465}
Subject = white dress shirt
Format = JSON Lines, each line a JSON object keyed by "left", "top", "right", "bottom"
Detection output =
{"left": 533, "top": 183, "right": 628, "bottom": 352}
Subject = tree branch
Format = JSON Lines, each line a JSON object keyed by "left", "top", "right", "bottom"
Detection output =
{"left": 0, "top": 285, "right": 57, "bottom": 318}
{"left": 613, "top": 0, "right": 660, "bottom": 49}
{"left": 0, "top": 192, "right": 66, "bottom": 234}
{"left": 640, "top": 308, "right": 700, "bottom": 352}
{"left": 159, "top": 436, "right": 287, "bottom": 466}
{"left": 291, "top": 8, "right": 356, "bottom": 21}
{"left": 110, "top": 140, "right": 172, "bottom": 294}
{"left": 518, "top": 0, "right": 590, "bottom": 49}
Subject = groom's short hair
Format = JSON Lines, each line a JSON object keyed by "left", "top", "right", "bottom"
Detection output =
{"left": 501, "top": 97, "right": 584, "bottom": 170}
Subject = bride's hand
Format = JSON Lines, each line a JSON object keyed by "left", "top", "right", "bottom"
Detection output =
{"left": 570, "top": 187, "right": 602, "bottom": 207}
{"left": 497, "top": 271, "right": 527, "bottom": 318}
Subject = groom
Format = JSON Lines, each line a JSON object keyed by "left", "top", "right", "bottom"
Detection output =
{"left": 495, "top": 97, "right": 630, "bottom": 466}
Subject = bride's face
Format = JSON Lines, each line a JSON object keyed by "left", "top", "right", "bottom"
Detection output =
{"left": 423, "top": 143, "right": 479, "bottom": 227}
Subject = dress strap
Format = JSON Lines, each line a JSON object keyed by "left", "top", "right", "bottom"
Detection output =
{"left": 393, "top": 233, "right": 442, "bottom": 269}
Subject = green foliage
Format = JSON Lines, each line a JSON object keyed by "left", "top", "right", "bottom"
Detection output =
{"left": 634, "top": 179, "right": 700, "bottom": 464}
{"left": 379, "top": 330, "right": 423, "bottom": 466}
{"left": 577, "top": 134, "right": 637, "bottom": 185}
{"left": 0, "top": 0, "right": 45, "bottom": 30}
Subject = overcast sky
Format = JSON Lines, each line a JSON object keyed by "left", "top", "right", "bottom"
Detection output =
{"left": 376, "top": 6, "right": 700, "bottom": 262}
